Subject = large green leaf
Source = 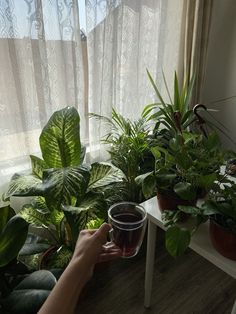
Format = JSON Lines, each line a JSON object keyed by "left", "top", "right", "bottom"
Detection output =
{"left": 63, "top": 191, "right": 107, "bottom": 244}
{"left": 19, "top": 204, "right": 51, "bottom": 227}
{"left": 165, "top": 226, "right": 191, "bottom": 257}
{"left": 0, "top": 216, "right": 29, "bottom": 267}
{"left": 1, "top": 270, "right": 57, "bottom": 314}
{"left": 174, "top": 182, "right": 196, "bottom": 201}
{"left": 135, "top": 173, "right": 156, "bottom": 199}
{"left": 30, "top": 155, "right": 49, "bottom": 179}
{"left": 218, "top": 202, "right": 236, "bottom": 219}
{"left": 40, "top": 107, "right": 82, "bottom": 168}
{"left": 43, "top": 165, "right": 90, "bottom": 210}
{"left": 88, "top": 162, "right": 125, "bottom": 189}
{"left": 196, "top": 173, "right": 217, "bottom": 189}
{"left": 0, "top": 205, "right": 15, "bottom": 233}
{"left": 3, "top": 173, "right": 44, "bottom": 200}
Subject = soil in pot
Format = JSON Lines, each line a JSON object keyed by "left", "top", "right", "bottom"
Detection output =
{"left": 209, "top": 219, "right": 236, "bottom": 261}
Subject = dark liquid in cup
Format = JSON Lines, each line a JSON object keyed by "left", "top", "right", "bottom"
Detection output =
{"left": 112, "top": 211, "right": 144, "bottom": 257}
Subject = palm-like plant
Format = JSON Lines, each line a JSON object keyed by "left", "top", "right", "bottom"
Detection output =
{"left": 90, "top": 108, "right": 155, "bottom": 202}
{"left": 142, "top": 70, "right": 197, "bottom": 136}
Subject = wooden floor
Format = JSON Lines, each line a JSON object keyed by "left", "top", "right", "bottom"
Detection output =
{"left": 78, "top": 228, "right": 236, "bottom": 314}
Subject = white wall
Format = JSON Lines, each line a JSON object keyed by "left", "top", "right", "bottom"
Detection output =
{"left": 201, "top": 0, "right": 236, "bottom": 149}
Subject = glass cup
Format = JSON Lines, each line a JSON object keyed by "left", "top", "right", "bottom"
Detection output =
{"left": 108, "top": 202, "right": 147, "bottom": 258}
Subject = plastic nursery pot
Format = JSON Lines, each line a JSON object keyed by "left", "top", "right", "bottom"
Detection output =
{"left": 156, "top": 191, "right": 196, "bottom": 213}
{"left": 209, "top": 219, "right": 236, "bottom": 261}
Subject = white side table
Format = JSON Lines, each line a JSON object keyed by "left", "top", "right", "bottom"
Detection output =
{"left": 142, "top": 197, "right": 236, "bottom": 313}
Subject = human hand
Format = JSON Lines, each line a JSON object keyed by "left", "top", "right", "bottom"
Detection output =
{"left": 71, "top": 223, "right": 121, "bottom": 277}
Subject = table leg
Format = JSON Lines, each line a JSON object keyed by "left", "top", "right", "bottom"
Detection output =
{"left": 144, "top": 220, "right": 157, "bottom": 308}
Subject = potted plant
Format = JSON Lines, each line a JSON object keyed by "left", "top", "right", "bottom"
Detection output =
{"left": 161, "top": 156, "right": 236, "bottom": 258}
{"left": 90, "top": 108, "right": 155, "bottom": 203}
{"left": 0, "top": 203, "right": 59, "bottom": 314}
{"left": 201, "top": 178, "right": 236, "bottom": 260}
{"left": 136, "top": 131, "right": 224, "bottom": 211}
{"left": 3, "top": 107, "right": 125, "bottom": 269}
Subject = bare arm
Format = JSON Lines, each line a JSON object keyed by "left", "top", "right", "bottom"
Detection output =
{"left": 38, "top": 224, "right": 121, "bottom": 314}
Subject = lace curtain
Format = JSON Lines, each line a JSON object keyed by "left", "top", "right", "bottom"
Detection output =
{"left": 86, "top": 0, "right": 185, "bottom": 161}
{"left": 0, "top": 0, "right": 186, "bottom": 190}
{"left": 0, "top": 0, "right": 86, "bottom": 189}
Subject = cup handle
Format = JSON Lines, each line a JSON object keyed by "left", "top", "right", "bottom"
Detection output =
{"left": 108, "top": 228, "right": 114, "bottom": 242}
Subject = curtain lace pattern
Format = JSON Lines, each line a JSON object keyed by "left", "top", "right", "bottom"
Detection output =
{"left": 0, "top": 0, "right": 86, "bottom": 161}
{"left": 86, "top": 0, "right": 185, "bottom": 161}
{"left": 0, "top": 0, "right": 185, "bottom": 189}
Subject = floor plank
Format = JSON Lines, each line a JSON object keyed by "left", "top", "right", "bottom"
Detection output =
{"left": 78, "top": 228, "right": 236, "bottom": 314}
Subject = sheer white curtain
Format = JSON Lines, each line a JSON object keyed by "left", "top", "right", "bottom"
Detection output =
{"left": 0, "top": 0, "right": 86, "bottom": 190}
{"left": 86, "top": 0, "right": 186, "bottom": 161}
{"left": 0, "top": 0, "right": 186, "bottom": 188}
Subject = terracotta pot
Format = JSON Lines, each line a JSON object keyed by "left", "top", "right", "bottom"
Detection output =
{"left": 157, "top": 191, "right": 196, "bottom": 213}
{"left": 209, "top": 219, "right": 236, "bottom": 261}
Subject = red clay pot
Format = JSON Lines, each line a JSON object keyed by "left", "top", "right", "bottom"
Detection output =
{"left": 209, "top": 219, "right": 236, "bottom": 261}
{"left": 157, "top": 191, "right": 196, "bottom": 213}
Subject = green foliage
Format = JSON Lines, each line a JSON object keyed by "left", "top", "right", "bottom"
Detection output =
{"left": 0, "top": 216, "right": 29, "bottom": 267}
{"left": 162, "top": 167, "right": 236, "bottom": 257}
{"left": 143, "top": 70, "right": 196, "bottom": 135}
{"left": 40, "top": 107, "right": 82, "bottom": 168}
{"left": 0, "top": 204, "right": 15, "bottom": 233}
{"left": 137, "top": 131, "right": 225, "bottom": 202}
{"left": 201, "top": 181, "right": 236, "bottom": 233}
{"left": 165, "top": 226, "right": 191, "bottom": 257}
{"left": 90, "top": 108, "right": 155, "bottom": 202}
{"left": 5, "top": 107, "right": 124, "bottom": 269}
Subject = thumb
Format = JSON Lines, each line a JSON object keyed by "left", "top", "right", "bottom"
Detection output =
{"left": 94, "top": 223, "right": 111, "bottom": 244}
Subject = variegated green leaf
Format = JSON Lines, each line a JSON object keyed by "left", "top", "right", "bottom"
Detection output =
{"left": 43, "top": 166, "right": 90, "bottom": 210}
{"left": 39, "top": 107, "right": 82, "bottom": 168}
{"left": 30, "top": 155, "right": 49, "bottom": 179}
{"left": 3, "top": 173, "right": 44, "bottom": 200}
{"left": 47, "top": 245, "right": 73, "bottom": 269}
{"left": 88, "top": 162, "right": 125, "bottom": 189}
{"left": 31, "top": 196, "right": 50, "bottom": 214}
{"left": 63, "top": 191, "right": 107, "bottom": 244}
{"left": 19, "top": 204, "right": 51, "bottom": 227}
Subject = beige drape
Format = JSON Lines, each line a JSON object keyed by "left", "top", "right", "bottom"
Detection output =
{"left": 183, "top": 0, "right": 213, "bottom": 105}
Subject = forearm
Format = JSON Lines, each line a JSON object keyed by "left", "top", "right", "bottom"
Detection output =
{"left": 38, "top": 257, "right": 92, "bottom": 314}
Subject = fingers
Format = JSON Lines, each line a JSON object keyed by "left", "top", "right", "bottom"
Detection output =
{"left": 98, "top": 250, "right": 122, "bottom": 263}
{"left": 102, "top": 242, "right": 119, "bottom": 251}
{"left": 98, "top": 242, "right": 122, "bottom": 262}
{"left": 94, "top": 223, "right": 111, "bottom": 245}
